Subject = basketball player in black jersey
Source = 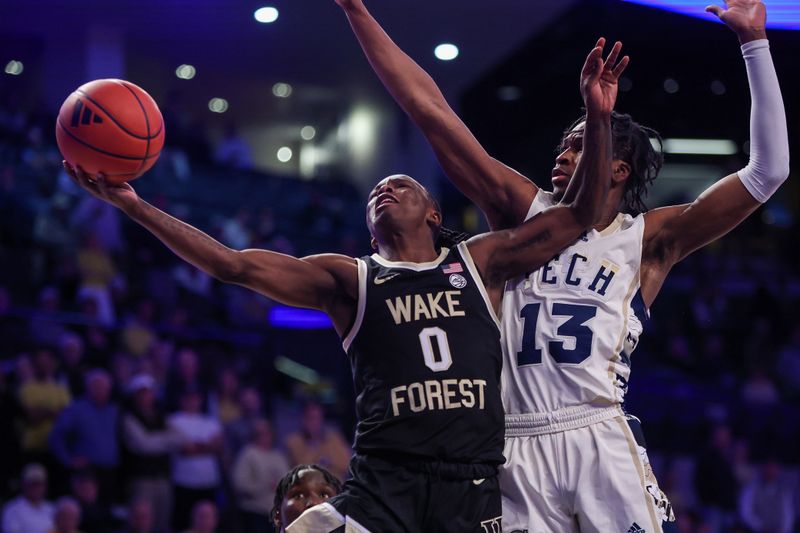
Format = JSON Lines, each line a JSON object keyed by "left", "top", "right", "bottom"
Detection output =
{"left": 63, "top": 39, "right": 626, "bottom": 531}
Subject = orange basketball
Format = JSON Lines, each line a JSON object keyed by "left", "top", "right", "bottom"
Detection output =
{"left": 55, "top": 79, "right": 165, "bottom": 185}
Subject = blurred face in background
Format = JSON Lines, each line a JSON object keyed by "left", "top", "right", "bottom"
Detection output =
{"left": 191, "top": 501, "right": 218, "bottom": 533}
{"left": 86, "top": 371, "right": 112, "bottom": 405}
{"left": 252, "top": 419, "right": 274, "bottom": 450}
{"left": 302, "top": 403, "right": 324, "bottom": 438}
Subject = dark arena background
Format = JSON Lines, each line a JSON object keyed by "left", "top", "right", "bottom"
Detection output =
{"left": 1, "top": 1, "right": 799, "bottom": 532}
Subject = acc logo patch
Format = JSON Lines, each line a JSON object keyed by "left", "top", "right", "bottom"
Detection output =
{"left": 449, "top": 273, "right": 467, "bottom": 288}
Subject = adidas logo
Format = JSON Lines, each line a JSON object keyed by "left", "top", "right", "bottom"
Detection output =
{"left": 627, "top": 523, "right": 645, "bottom": 533}
{"left": 70, "top": 99, "right": 104, "bottom": 127}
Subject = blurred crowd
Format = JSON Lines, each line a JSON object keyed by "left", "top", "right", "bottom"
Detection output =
{"left": 1, "top": 91, "right": 799, "bottom": 533}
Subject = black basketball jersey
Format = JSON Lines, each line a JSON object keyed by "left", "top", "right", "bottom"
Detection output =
{"left": 342, "top": 243, "right": 504, "bottom": 466}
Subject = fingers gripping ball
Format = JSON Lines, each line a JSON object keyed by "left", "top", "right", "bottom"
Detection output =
{"left": 56, "top": 79, "right": 165, "bottom": 184}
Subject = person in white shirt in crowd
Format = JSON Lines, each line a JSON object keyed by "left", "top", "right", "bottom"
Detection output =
{"left": 1, "top": 464, "right": 55, "bottom": 533}
{"left": 232, "top": 419, "right": 290, "bottom": 533}
{"left": 168, "top": 387, "right": 223, "bottom": 532}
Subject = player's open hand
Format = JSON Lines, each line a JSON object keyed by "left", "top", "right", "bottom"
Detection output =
{"left": 706, "top": 0, "right": 767, "bottom": 43}
{"left": 580, "top": 38, "right": 629, "bottom": 116}
{"left": 63, "top": 161, "right": 140, "bottom": 214}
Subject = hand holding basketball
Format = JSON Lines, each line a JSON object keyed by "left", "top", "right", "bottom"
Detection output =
{"left": 64, "top": 162, "right": 141, "bottom": 214}
{"left": 56, "top": 79, "right": 165, "bottom": 185}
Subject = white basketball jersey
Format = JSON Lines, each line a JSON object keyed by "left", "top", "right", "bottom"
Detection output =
{"left": 501, "top": 191, "right": 648, "bottom": 415}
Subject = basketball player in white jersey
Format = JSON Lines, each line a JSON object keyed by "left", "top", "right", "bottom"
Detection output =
{"left": 336, "top": 0, "right": 789, "bottom": 531}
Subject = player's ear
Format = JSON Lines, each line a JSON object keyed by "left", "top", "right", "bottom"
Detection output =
{"left": 612, "top": 160, "right": 631, "bottom": 184}
{"left": 427, "top": 208, "right": 442, "bottom": 228}
{"left": 272, "top": 509, "right": 282, "bottom": 531}
{"left": 370, "top": 236, "right": 378, "bottom": 251}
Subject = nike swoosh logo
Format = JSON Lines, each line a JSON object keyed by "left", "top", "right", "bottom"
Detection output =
{"left": 472, "top": 478, "right": 485, "bottom": 485}
{"left": 374, "top": 273, "right": 400, "bottom": 285}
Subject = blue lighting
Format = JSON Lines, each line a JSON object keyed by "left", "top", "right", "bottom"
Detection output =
{"left": 622, "top": 1, "right": 800, "bottom": 30}
{"left": 268, "top": 306, "right": 332, "bottom": 329}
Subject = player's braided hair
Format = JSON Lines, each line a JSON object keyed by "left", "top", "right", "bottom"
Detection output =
{"left": 437, "top": 226, "right": 472, "bottom": 249}
{"left": 271, "top": 464, "right": 343, "bottom": 531}
{"left": 564, "top": 110, "right": 663, "bottom": 215}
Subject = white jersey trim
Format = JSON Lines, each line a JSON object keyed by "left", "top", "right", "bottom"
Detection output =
{"left": 370, "top": 247, "right": 449, "bottom": 271}
{"left": 342, "top": 258, "right": 368, "bottom": 353}
{"left": 457, "top": 241, "right": 501, "bottom": 328}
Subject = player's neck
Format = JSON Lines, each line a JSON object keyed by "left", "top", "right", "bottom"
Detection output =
{"left": 592, "top": 192, "right": 624, "bottom": 231}
{"left": 376, "top": 232, "right": 439, "bottom": 263}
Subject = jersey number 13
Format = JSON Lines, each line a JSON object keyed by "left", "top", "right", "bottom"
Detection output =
{"left": 517, "top": 303, "right": 597, "bottom": 366}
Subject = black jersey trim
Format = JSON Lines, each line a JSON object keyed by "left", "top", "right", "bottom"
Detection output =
{"left": 342, "top": 258, "right": 368, "bottom": 352}
{"left": 456, "top": 242, "right": 501, "bottom": 328}
{"left": 369, "top": 247, "right": 449, "bottom": 271}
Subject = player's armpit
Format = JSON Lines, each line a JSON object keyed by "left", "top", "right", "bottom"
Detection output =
{"left": 644, "top": 172, "right": 761, "bottom": 267}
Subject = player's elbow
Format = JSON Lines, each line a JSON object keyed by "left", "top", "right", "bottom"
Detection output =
{"left": 213, "top": 250, "right": 246, "bottom": 284}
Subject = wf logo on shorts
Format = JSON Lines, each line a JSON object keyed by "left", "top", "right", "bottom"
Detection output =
{"left": 479, "top": 516, "right": 502, "bottom": 533}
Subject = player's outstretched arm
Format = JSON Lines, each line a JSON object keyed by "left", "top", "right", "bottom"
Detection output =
{"left": 468, "top": 41, "right": 616, "bottom": 287}
{"left": 336, "top": 0, "right": 534, "bottom": 230}
{"left": 64, "top": 164, "right": 358, "bottom": 330}
{"left": 643, "top": 1, "right": 789, "bottom": 278}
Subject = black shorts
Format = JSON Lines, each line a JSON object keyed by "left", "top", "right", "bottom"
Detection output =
{"left": 288, "top": 454, "right": 502, "bottom": 532}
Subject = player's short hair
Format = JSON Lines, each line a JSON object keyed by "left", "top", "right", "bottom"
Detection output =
{"left": 271, "top": 464, "right": 343, "bottom": 531}
{"left": 564, "top": 111, "right": 663, "bottom": 215}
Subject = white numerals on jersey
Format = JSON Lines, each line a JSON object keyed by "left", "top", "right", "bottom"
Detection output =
{"left": 419, "top": 327, "right": 453, "bottom": 372}
{"left": 517, "top": 302, "right": 597, "bottom": 366}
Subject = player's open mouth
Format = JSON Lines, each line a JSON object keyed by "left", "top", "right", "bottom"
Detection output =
{"left": 376, "top": 194, "right": 399, "bottom": 210}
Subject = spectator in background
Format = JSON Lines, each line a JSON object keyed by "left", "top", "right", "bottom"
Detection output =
{"left": 776, "top": 323, "right": 800, "bottom": 399}
{"left": 76, "top": 232, "right": 117, "bottom": 327}
{"left": 166, "top": 347, "right": 206, "bottom": 411}
{"left": 47, "top": 497, "right": 81, "bottom": 533}
{"left": 270, "top": 465, "right": 342, "bottom": 533}
{"left": 28, "top": 287, "right": 68, "bottom": 348}
{"left": 57, "top": 332, "right": 87, "bottom": 397}
{"left": 70, "top": 194, "right": 123, "bottom": 254}
{"left": 19, "top": 349, "right": 71, "bottom": 464}
{"left": 118, "top": 499, "right": 154, "bottom": 533}
{"left": 0, "top": 366, "right": 22, "bottom": 499}
{"left": 184, "top": 500, "right": 218, "bottom": 533}
{"left": 1, "top": 464, "right": 55, "bottom": 533}
{"left": 208, "top": 367, "right": 240, "bottom": 426}
{"left": 220, "top": 208, "right": 252, "bottom": 250}
{"left": 214, "top": 123, "right": 255, "bottom": 171}
{"left": 120, "top": 374, "right": 178, "bottom": 533}
{"left": 70, "top": 470, "right": 114, "bottom": 533}
{"left": 231, "top": 419, "right": 289, "bottom": 533}
{"left": 48, "top": 369, "right": 118, "bottom": 502}
{"left": 169, "top": 388, "right": 223, "bottom": 532}
{"left": 225, "top": 386, "right": 264, "bottom": 458}
{"left": 122, "top": 300, "right": 158, "bottom": 358}
{"left": 739, "top": 459, "right": 795, "bottom": 533}
{"left": 284, "top": 402, "right": 350, "bottom": 481}
{"left": 695, "top": 424, "right": 740, "bottom": 532}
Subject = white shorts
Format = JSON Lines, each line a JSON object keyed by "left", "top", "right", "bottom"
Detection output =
{"left": 501, "top": 414, "right": 674, "bottom": 533}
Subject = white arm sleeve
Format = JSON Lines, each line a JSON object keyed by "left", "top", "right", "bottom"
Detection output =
{"left": 737, "top": 39, "right": 790, "bottom": 203}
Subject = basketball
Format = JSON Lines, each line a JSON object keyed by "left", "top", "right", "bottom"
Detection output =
{"left": 55, "top": 79, "right": 165, "bottom": 185}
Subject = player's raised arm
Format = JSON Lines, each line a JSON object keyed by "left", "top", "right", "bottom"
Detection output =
{"left": 64, "top": 164, "right": 358, "bottom": 332}
{"left": 643, "top": 1, "right": 789, "bottom": 281}
{"left": 468, "top": 40, "right": 619, "bottom": 289}
{"left": 335, "top": 0, "right": 534, "bottom": 230}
